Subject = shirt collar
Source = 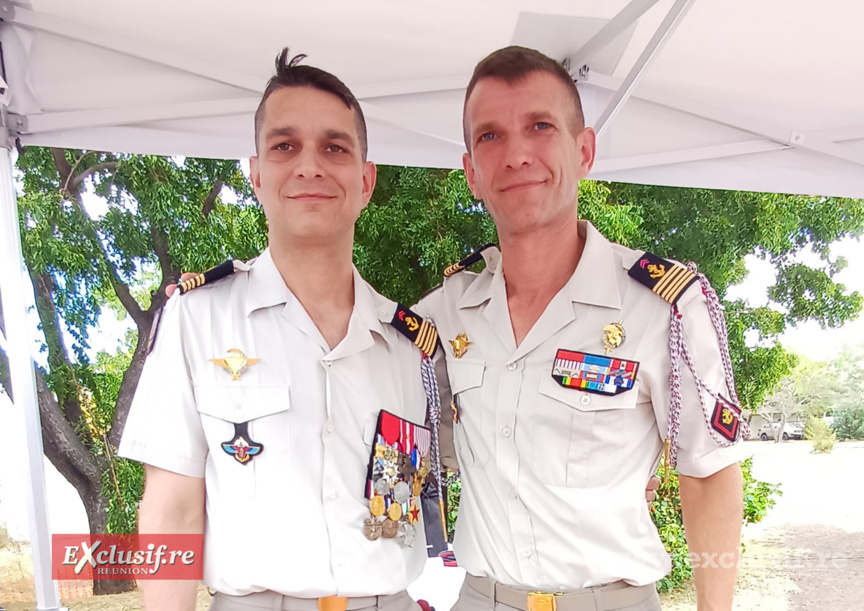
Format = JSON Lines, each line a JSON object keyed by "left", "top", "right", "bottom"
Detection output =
{"left": 244, "top": 248, "right": 293, "bottom": 316}
{"left": 457, "top": 221, "right": 622, "bottom": 311}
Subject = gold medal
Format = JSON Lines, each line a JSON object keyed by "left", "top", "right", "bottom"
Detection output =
{"left": 388, "top": 502, "right": 403, "bottom": 521}
{"left": 412, "top": 475, "right": 422, "bottom": 497}
{"left": 449, "top": 333, "right": 473, "bottom": 359}
{"left": 602, "top": 322, "right": 626, "bottom": 355}
{"left": 211, "top": 348, "right": 261, "bottom": 381}
{"left": 451, "top": 401, "right": 459, "bottom": 423}
{"left": 407, "top": 499, "right": 421, "bottom": 524}
{"left": 370, "top": 495, "right": 385, "bottom": 517}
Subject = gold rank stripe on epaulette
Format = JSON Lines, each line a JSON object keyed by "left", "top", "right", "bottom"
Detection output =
{"left": 443, "top": 243, "right": 496, "bottom": 277}
{"left": 628, "top": 252, "right": 697, "bottom": 305}
{"left": 391, "top": 304, "right": 439, "bottom": 358}
{"left": 177, "top": 260, "right": 237, "bottom": 294}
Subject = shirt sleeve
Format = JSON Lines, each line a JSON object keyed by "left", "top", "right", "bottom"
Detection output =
{"left": 117, "top": 295, "right": 208, "bottom": 478}
{"left": 652, "top": 287, "right": 752, "bottom": 478}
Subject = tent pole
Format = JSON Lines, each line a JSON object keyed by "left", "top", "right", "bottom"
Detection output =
{"left": 594, "top": 0, "right": 696, "bottom": 138}
{"left": 0, "top": 143, "right": 64, "bottom": 611}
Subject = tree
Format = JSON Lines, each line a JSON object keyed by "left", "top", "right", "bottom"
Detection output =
{"left": 0, "top": 148, "right": 264, "bottom": 594}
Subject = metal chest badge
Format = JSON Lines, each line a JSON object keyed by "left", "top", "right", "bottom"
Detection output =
{"left": 211, "top": 348, "right": 260, "bottom": 381}
{"left": 449, "top": 333, "right": 472, "bottom": 359}
{"left": 602, "top": 322, "right": 626, "bottom": 355}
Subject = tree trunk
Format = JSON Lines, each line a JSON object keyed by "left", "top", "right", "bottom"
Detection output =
{"left": 80, "top": 486, "right": 135, "bottom": 595}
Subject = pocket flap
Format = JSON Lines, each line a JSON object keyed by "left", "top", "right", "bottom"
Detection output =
{"left": 193, "top": 385, "right": 290, "bottom": 423}
{"left": 539, "top": 374, "right": 637, "bottom": 412}
{"left": 446, "top": 359, "right": 485, "bottom": 395}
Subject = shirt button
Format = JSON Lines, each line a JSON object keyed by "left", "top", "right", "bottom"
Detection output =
{"left": 325, "top": 422, "right": 334, "bottom": 434}
{"left": 328, "top": 491, "right": 337, "bottom": 500}
{"left": 580, "top": 394, "right": 591, "bottom": 406}
{"left": 507, "top": 362, "right": 517, "bottom": 371}
{"left": 502, "top": 427, "right": 512, "bottom": 438}
{"left": 323, "top": 360, "right": 332, "bottom": 367}
{"left": 524, "top": 550, "right": 533, "bottom": 558}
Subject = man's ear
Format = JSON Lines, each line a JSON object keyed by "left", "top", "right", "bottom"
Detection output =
{"left": 360, "top": 161, "right": 377, "bottom": 211}
{"left": 462, "top": 152, "right": 480, "bottom": 200}
{"left": 577, "top": 126, "right": 597, "bottom": 179}
{"left": 249, "top": 155, "right": 262, "bottom": 197}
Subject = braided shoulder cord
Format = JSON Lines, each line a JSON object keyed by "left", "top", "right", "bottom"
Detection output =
{"left": 420, "top": 353, "right": 448, "bottom": 541}
{"left": 665, "top": 263, "right": 749, "bottom": 473}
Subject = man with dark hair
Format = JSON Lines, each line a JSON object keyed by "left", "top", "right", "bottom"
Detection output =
{"left": 419, "top": 45, "right": 747, "bottom": 611}
{"left": 120, "top": 49, "right": 439, "bottom": 611}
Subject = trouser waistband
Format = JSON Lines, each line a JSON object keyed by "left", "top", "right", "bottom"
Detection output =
{"left": 466, "top": 574, "right": 656, "bottom": 611}
{"left": 212, "top": 590, "right": 409, "bottom": 611}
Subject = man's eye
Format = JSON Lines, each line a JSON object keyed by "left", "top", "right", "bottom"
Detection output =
{"left": 326, "top": 144, "right": 346, "bottom": 153}
{"left": 274, "top": 142, "right": 292, "bottom": 151}
{"left": 479, "top": 132, "right": 495, "bottom": 143}
{"left": 534, "top": 122, "right": 551, "bottom": 130}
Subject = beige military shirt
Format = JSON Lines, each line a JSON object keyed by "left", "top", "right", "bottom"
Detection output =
{"left": 417, "top": 221, "right": 748, "bottom": 591}
{"left": 119, "top": 248, "right": 429, "bottom": 597}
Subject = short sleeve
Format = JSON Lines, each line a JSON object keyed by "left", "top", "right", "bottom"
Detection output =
{"left": 118, "top": 296, "right": 208, "bottom": 477}
{"left": 652, "top": 288, "right": 751, "bottom": 478}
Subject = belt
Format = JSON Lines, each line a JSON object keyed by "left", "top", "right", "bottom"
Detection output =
{"left": 213, "top": 590, "right": 405, "bottom": 611}
{"left": 466, "top": 575, "right": 656, "bottom": 611}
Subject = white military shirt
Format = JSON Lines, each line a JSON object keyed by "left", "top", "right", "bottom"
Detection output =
{"left": 417, "top": 221, "right": 748, "bottom": 591}
{"left": 119, "top": 248, "right": 429, "bottom": 597}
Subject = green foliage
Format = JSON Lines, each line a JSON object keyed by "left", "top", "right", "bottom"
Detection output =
{"left": 832, "top": 407, "right": 864, "bottom": 441}
{"left": 445, "top": 471, "right": 461, "bottom": 543}
{"left": 355, "top": 167, "right": 497, "bottom": 305}
{"left": 653, "top": 458, "right": 782, "bottom": 592}
{"left": 806, "top": 417, "right": 837, "bottom": 453}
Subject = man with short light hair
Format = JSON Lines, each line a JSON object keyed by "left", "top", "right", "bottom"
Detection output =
{"left": 419, "top": 46, "right": 747, "bottom": 611}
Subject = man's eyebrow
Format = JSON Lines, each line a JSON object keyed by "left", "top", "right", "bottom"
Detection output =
{"left": 265, "top": 126, "right": 297, "bottom": 140}
{"left": 472, "top": 121, "right": 497, "bottom": 138}
{"left": 527, "top": 111, "right": 555, "bottom": 122}
{"left": 324, "top": 129, "right": 354, "bottom": 144}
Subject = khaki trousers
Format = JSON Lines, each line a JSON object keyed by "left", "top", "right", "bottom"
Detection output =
{"left": 450, "top": 578, "right": 662, "bottom": 611}
{"left": 209, "top": 590, "right": 421, "bottom": 611}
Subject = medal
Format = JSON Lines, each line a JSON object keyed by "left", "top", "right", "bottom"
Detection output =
{"left": 602, "top": 323, "right": 626, "bottom": 355}
{"left": 370, "top": 495, "right": 385, "bottom": 517}
{"left": 407, "top": 500, "right": 421, "bottom": 524}
{"left": 397, "top": 522, "right": 416, "bottom": 547}
{"left": 211, "top": 348, "right": 261, "bottom": 381}
{"left": 393, "top": 481, "right": 411, "bottom": 504}
{"left": 449, "top": 333, "right": 473, "bottom": 359}
{"left": 382, "top": 518, "right": 399, "bottom": 539}
{"left": 363, "top": 518, "right": 382, "bottom": 541}
{"left": 388, "top": 502, "right": 403, "bottom": 521}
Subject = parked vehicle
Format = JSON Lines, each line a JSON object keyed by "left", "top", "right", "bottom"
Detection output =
{"left": 758, "top": 421, "right": 805, "bottom": 441}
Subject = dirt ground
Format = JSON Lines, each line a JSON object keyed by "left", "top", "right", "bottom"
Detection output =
{"left": 2, "top": 440, "right": 862, "bottom": 610}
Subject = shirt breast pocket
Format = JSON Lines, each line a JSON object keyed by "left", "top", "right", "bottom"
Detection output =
{"left": 193, "top": 385, "right": 291, "bottom": 468}
{"left": 534, "top": 374, "right": 638, "bottom": 488}
{"left": 446, "top": 358, "right": 489, "bottom": 468}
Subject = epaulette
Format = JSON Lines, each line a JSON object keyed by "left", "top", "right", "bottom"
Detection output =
{"left": 390, "top": 304, "right": 439, "bottom": 358}
{"left": 177, "top": 260, "right": 237, "bottom": 294}
{"left": 443, "top": 243, "right": 496, "bottom": 277}
{"left": 628, "top": 252, "right": 697, "bottom": 306}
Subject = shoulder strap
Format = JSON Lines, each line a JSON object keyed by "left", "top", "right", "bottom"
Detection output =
{"left": 628, "top": 252, "right": 697, "bottom": 305}
{"left": 177, "top": 260, "right": 238, "bottom": 294}
{"left": 389, "top": 304, "right": 440, "bottom": 358}
{"left": 443, "top": 243, "right": 496, "bottom": 278}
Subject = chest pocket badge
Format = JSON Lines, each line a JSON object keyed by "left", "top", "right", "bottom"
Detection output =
{"left": 552, "top": 348, "right": 639, "bottom": 396}
{"left": 221, "top": 421, "right": 264, "bottom": 464}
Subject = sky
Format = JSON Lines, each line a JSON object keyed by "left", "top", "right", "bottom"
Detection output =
{"left": 2, "top": 192, "right": 863, "bottom": 540}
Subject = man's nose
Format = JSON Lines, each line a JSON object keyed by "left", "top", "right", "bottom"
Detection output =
{"left": 503, "top": 134, "right": 533, "bottom": 170}
{"left": 293, "top": 147, "right": 325, "bottom": 179}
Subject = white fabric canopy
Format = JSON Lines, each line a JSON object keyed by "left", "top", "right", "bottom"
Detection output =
{"left": 2, "top": 0, "right": 864, "bottom": 197}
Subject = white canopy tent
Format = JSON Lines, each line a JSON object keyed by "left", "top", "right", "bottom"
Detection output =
{"left": 0, "top": 1, "right": 862, "bottom": 608}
